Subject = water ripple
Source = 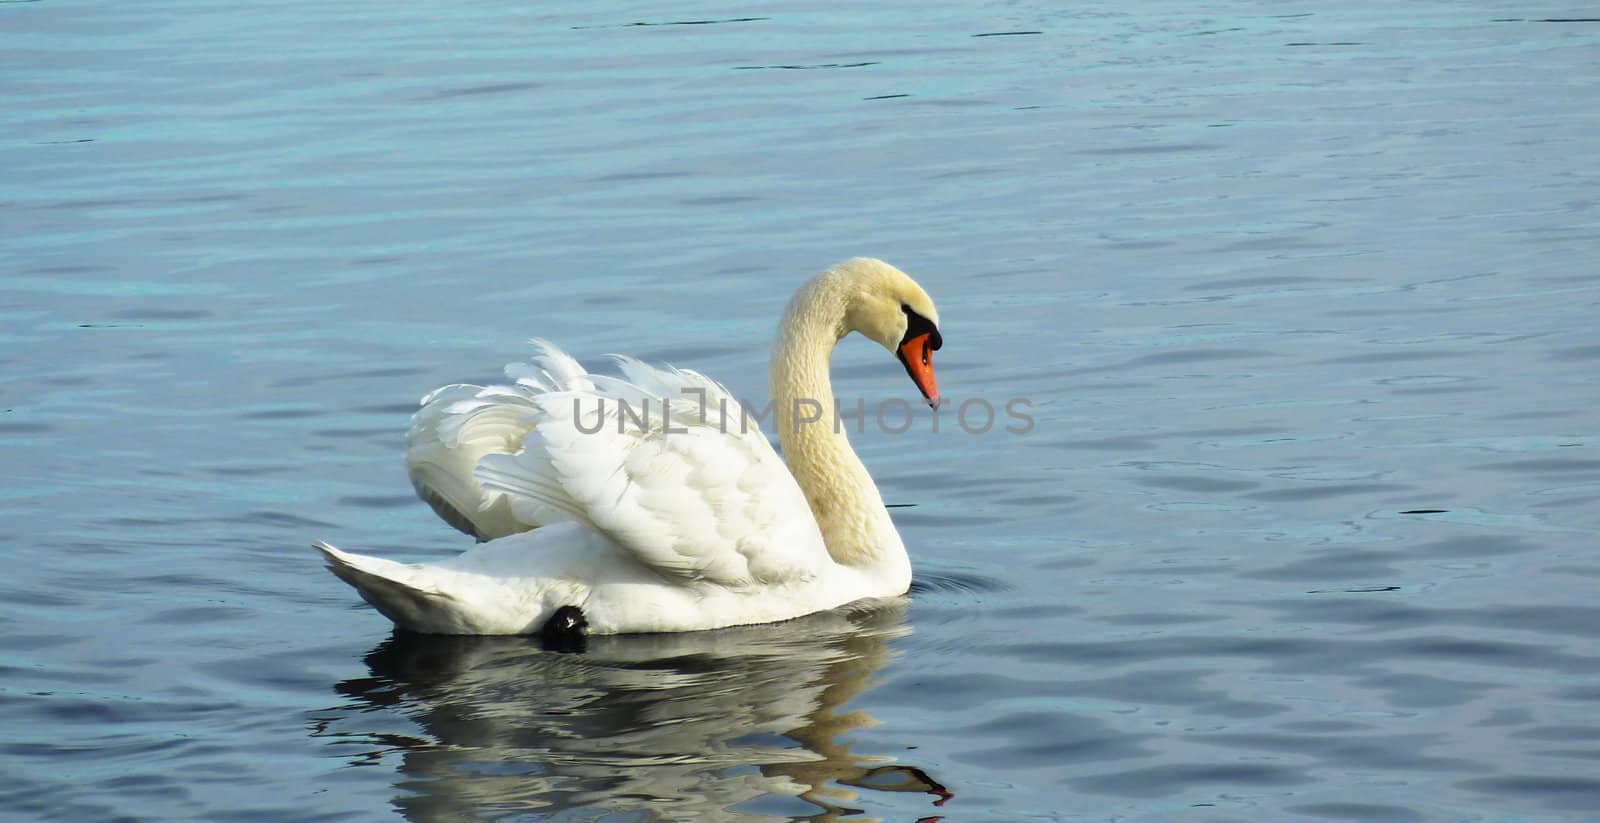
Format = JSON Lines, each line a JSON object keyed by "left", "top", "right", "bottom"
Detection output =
{"left": 5, "top": 0, "right": 1599, "bottom": 819}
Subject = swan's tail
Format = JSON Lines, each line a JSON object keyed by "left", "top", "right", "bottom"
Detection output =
{"left": 314, "top": 541, "right": 471, "bottom": 634}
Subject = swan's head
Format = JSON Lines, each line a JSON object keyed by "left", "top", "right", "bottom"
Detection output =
{"left": 836, "top": 258, "right": 944, "bottom": 409}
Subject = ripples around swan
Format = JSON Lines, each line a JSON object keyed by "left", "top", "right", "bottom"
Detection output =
{"left": 310, "top": 603, "right": 951, "bottom": 821}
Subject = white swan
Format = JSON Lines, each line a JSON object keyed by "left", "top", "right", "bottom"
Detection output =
{"left": 315, "top": 257, "right": 943, "bottom": 637}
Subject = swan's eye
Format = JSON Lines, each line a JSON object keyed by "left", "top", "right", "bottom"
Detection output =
{"left": 900, "top": 304, "right": 942, "bottom": 351}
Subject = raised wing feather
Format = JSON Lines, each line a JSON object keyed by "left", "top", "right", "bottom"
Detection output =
{"left": 405, "top": 340, "right": 597, "bottom": 540}
{"left": 474, "top": 351, "right": 829, "bottom": 587}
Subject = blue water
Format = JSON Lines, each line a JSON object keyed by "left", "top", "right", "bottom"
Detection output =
{"left": 4, "top": 1, "right": 1599, "bottom": 820}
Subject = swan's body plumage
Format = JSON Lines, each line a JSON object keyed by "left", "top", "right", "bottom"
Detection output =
{"left": 317, "top": 258, "right": 941, "bottom": 635}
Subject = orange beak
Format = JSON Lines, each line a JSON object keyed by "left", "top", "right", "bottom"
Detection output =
{"left": 897, "top": 332, "right": 941, "bottom": 409}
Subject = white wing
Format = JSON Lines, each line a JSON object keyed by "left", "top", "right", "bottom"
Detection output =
{"left": 404, "top": 340, "right": 596, "bottom": 540}
{"left": 473, "top": 350, "right": 831, "bottom": 587}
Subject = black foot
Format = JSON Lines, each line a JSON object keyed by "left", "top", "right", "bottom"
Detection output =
{"left": 539, "top": 605, "right": 588, "bottom": 653}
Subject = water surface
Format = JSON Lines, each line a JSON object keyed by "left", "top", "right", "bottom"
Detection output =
{"left": 3, "top": 0, "right": 1599, "bottom": 820}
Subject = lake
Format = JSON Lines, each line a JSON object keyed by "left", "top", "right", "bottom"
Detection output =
{"left": 3, "top": 0, "right": 1598, "bottom": 820}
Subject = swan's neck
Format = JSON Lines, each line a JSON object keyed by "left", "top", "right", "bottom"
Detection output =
{"left": 770, "top": 274, "right": 908, "bottom": 575}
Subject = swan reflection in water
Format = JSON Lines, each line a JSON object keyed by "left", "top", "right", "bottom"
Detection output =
{"left": 313, "top": 600, "right": 949, "bottom": 821}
